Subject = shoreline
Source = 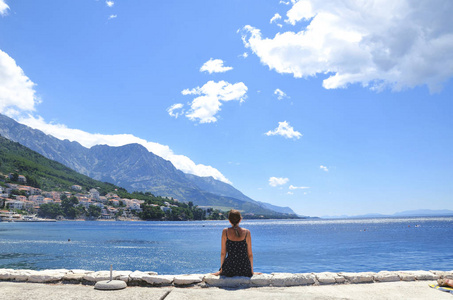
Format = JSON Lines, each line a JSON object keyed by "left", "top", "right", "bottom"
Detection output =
{"left": 0, "top": 268, "right": 451, "bottom": 288}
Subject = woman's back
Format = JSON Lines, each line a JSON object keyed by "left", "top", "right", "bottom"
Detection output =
{"left": 226, "top": 227, "right": 248, "bottom": 241}
{"left": 221, "top": 227, "right": 252, "bottom": 277}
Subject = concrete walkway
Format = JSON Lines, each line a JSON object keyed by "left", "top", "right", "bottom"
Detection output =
{"left": 1, "top": 281, "right": 451, "bottom": 300}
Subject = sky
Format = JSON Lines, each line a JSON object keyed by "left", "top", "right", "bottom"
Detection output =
{"left": 0, "top": 0, "right": 452, "bottom": 217}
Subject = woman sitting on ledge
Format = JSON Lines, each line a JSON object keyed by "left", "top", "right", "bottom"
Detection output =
{"left": 212, "top": 209, "right": 261, "bottom": 277}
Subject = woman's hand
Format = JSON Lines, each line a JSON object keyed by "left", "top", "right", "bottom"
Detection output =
{"left": 253, "top": 272, "right": 262, "bottom": 275}
{"left": 211, "top": 270, "right": 222, "bottom": 276}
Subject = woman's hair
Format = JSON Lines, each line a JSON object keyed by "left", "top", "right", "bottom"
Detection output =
{"left": 228, "top": 209, "right": 242, "bottom": 237}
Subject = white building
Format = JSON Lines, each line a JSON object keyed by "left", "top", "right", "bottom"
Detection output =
{"left": 71, "top": 185, "right": 82, "bottom": 191}
{"left": 6, "top": 200, "right": 25, "bottom": 210}
{"left": 29, "top": 195, "right": 45, "bottom": 204}
{"left": 89, "top": 188, "right": 100, "bottom": 200}
{"left": 161, "top": 206, "right": 171, "bottom": 213}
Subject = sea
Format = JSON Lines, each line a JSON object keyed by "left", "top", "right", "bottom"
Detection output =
{"left": 0, "top": 217, "right": 452, "bottom": 274}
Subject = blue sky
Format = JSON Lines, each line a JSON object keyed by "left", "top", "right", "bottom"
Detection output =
{"left": 0, "top": 0, "right": 452, "bottom": 216}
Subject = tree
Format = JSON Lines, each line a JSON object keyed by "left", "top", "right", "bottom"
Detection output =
{"left": 38, "top": 203, "right": 63, "bottom": 219}
{"left": 61, "top": 195, "right": 80, "bottom": 219}
{"left": 10, "top": 173, "right": 18, "bottom": 182}
{"left": 139, "top": 204, "right": 164, "bottom": 220}
{"left": 25, "top": 175, "right": 40, "bottom": 188}
{"left": 115, "top": 209, "right": 124, "bottom": 219}
{"left": 87, "top": 205, "right": 101, "bottom": 219}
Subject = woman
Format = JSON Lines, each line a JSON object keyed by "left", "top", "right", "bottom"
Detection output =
{"left": 212, "top": 209, "right": 261, "bottom": 277}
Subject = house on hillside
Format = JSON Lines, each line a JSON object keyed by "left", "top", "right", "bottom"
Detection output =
{"left": 7, "top": 183, "right": 18, "bottom": 189}
{"left": 29, "top": 195, "right": 45, "bottom": 205}
{"left": 18, "top": 175, "right": 27, "bottom": 184}
{"left": 89, "top": 189, "right": 100, "bottom": 200}
{"left": 79, "top": 199, "right": 93, "bottom": 209}
{"left": 49, "top": 191, "right": 61, "bottom": 201}
{"left": 6, "top": 200, "right": 25, "bottom": 210}
{"left": 15, "top": 195, "right": 27, "bottom": 202}
{"left": 42, "top": 198, "right": 53, "bottom": 204}
{"left": 23, "top": 200, "right": 34, "bottom": 211}
{"left": 161, "top": 206, "right": 171, "bottom": 213}
{"left": 127, "top": 200, "right": 142, "bottom": 211}
{"left": 71, "top": 185, "right": 82, "bottom": 191}
{"left": 105, "top": 193, "right": 118, "bottom": 199}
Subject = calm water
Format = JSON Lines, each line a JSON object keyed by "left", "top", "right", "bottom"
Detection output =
{"left": 0, "top": 217, "right": 452, "bottom": 274}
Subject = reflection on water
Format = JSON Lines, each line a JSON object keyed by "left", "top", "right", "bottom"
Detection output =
{"left": 0, "top": 217, "right": 452, "bottom": 274}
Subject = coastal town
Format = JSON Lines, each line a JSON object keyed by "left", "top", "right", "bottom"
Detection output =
{"left": 0, "top": 172, "right": 207, "bottom": 222}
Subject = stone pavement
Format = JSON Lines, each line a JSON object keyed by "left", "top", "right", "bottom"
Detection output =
{"left": 1, "top": 281, "right": 452, "bottom": 300}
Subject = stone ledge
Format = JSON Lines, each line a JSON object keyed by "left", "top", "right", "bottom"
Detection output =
{"left": 0, "top": 269, "right": 450, "bottom": 288}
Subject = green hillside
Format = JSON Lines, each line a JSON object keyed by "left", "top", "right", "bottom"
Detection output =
{"left": 0, "top": 135, "right": 121, "bottom": 194}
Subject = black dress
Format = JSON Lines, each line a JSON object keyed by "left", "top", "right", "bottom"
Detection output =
{"left": 220, "top": 230, "right": 252, "bottom": 277}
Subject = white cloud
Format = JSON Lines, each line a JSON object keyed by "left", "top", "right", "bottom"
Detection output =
{"left": 0, "top": 0, "right": 9, "bottom": 16}
{"left": 200, "top": 58, "right": 233, "bottom": 74}
{"left": 167, "top": 103, "right": 184, "bottom": 118}
{"left": 265, "top": 121, "right": 302, "bottom": 139}
{"left": 106, "top": 1, "right": 114, "bottom": 8}
{"left": 239, "top": 52, "right": 248, "bottom": 59}
{"left": 17, "top": 114, "right": 232, "bottom": 184}
{"left": 320, "top": 165, "right": 329, "bottom": 172}
{"left": 269, "top": 177, "right": 289, "bottom": 187}
{"left": 274, "top": 88, "right": 289, "bottom": 100}
{"left": 0, "top": 50, "right": 40, "bottom": 117}
{"left": 180, "top": 80, "right": 247, "bottom": 123}
{"left": 279, "top": 0, "right": 290, "bottom": 5}
{"left": 287, "top": 191, "right": 294, "bottom": 195}
{"left": 108, "top": 14, "right": 117, "bottom": 20}
{"left": 289, "top": 185, "right": 310, "bottom": 190}
{"left": 242, "top": 0, "right": 453, "bottom": 92}
{"left": 270, "top": 13, "right": 282, "bottom": 24}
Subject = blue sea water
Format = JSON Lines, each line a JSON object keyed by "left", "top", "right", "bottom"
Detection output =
{"left": 0, "top": 217, "right": 452, "bottom": 274}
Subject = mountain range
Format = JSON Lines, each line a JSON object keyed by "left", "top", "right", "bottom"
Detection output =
{"left": 0, "top": 114, "right": 296, "bottom": 216}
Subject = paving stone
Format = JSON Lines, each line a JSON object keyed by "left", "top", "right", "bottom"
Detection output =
{"left": 204, "top": 274, "right": 251, "bottom": 287}
{"left": 62, "top": 273, "right": 85, "bottom": 281}
{"left": 411, "top": 271, "right": 439, "bottom": 280}
{"left": 271, "top": 273, "right": 316, "bottom": 287}
{"left": 11, "top": 270, "right": 33, "bottom": 282}
{"left": 339, "top": 272, "right": 375, "bottom": 284}
{"left": 430, "top": 270, "right": 453, "bottom": 279}
{"left": 141, "top": 275, "right": 174, "bottom": 285}
{"left": 374, "top": 271, "right": 400, "bottom": 282}
{"left": 173, "top": 274, "right": 204, "bottom": 285}
{"left": 396, "top": 271, "right": 417, "bottom": 281}
{"left": 315, "top": 272, "right": 340, "bottom": 284}
{"left": 0, "top": 269, "right": 15, "bottom": 280}
{"left": 250, "top": 274, "right": 273, "bottom": 286}
{"left": 28, "top": 270, "right": 66, "bottom": 283}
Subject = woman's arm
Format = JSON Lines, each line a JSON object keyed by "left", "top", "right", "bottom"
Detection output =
{"left": 246, "top": 230, "right": 254, "bottom": 273}
{"left": 247, "top": 230, "right": 261, "bottom": 275}
{"left": 212, "top": 228, "right": 227, "bottom": 275}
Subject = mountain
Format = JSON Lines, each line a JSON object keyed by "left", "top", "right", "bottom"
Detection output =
{"left": 184, "top": 174, "right": 295, "bottom": 214}
{"left": 0, "top": 135, "right": 119, "bottom": 194}
{"left": 0, "top": 114, "right": 296, "bottom": 216}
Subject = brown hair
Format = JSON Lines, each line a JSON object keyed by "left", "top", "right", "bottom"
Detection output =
{"left": 228, "top": 209, "right": 242, "bottom": 237}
